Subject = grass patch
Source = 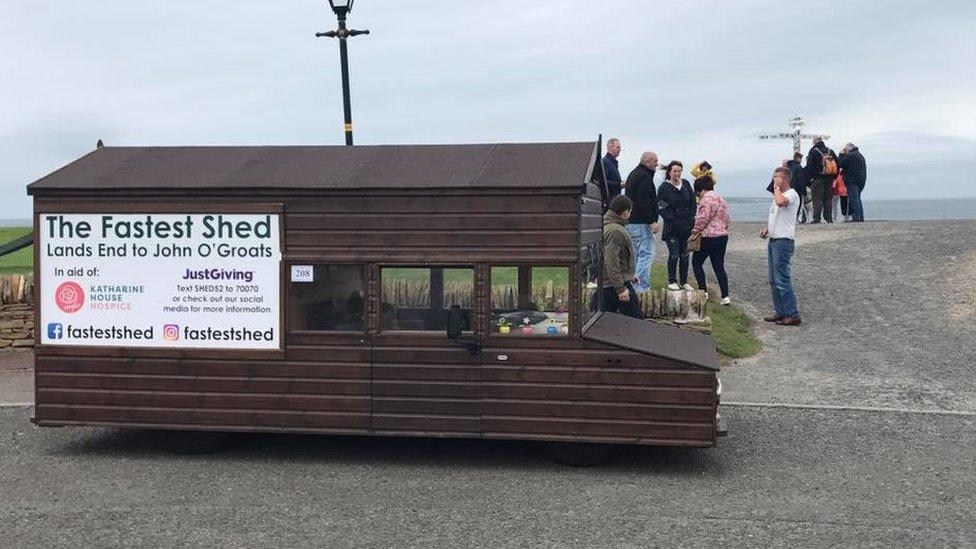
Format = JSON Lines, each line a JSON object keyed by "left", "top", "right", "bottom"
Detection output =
{"left": 648, "top": 264, "right": 761, "bottom": 359}
{"left": 0, "top": 227, "right": 33, "bottom": 275}
{"left": 709, "top": 301, "right": 762, "bottom": 359}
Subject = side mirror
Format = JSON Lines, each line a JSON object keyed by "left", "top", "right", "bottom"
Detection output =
{"left": 446, "top": 305, "right": 463, "bottom": 340}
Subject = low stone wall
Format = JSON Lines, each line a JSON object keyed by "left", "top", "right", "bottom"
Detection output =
{"left": 0, "top": 304, "right": 34, "bottom": 348}
{"left": 0, "top": 275, "right": 34, "bottom": 348}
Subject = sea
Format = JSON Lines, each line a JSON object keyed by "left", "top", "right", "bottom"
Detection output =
{"left": 724, "top": 197, "right": 976, "bottom": 222}
{"left": 2, "top": 198, "right": 975, "bottom": 227}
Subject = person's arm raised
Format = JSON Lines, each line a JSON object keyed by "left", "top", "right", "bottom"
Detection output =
{"left": 774, "top": 185, "right": 791, "bottom": 207}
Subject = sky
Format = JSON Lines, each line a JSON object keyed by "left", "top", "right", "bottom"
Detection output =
{"left": 3, "top": 0, "right": 975, "bottom": 220}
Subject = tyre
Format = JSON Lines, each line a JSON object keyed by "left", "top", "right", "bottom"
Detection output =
{"left": 158, "top": 430, "right": 239, "bottom": 455}
{"left": 544, "top": 442, "right": 616, "bottom": 467}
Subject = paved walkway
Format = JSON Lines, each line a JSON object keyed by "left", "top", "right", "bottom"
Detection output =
{"left": 0, "top": 348, "right": 31, "bottom": 406}
{"left": 707, "top": 220, "right": 976, "bottom": 413}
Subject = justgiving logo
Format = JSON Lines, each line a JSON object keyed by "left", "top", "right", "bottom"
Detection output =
{"left": 47, "top": 323, "right": 63, "bottom": 340}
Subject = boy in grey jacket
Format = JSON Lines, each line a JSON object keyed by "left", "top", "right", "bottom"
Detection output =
{"left": 602, "top": 195, "right": 641, "bottom": 318}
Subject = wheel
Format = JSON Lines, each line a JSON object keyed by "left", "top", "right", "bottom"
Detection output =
{"left": 544, "top": 442, "right": 616, "bottom": 467}
{"left": 158, "top": 430, "right": 239, "bottom": 455}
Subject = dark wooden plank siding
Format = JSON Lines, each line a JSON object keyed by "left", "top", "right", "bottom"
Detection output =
{"left": 32, "top": 185, "right": 718, "bottom": 447}
{"left": 33, "top": 350, "right": 372, "bottom": 432}
{"left": 479, "top": 345, "right": 717, "bottom": 446}
{"left": 371, "top": 337, "right": 482, "bottom": 436}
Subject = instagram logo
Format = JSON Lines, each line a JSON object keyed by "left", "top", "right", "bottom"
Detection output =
{"left": 163, "top": 324, "right": 180, "bottom": 341}
{"left": 54, "top": 281, "right": 85, "bottom": 313}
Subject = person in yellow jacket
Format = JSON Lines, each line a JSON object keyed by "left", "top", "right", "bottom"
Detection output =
{"left": 691, "top": 161, "right": 718, "bottom": 203}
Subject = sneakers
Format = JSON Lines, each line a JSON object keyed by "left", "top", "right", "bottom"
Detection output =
{"left": 775, "top": 317, "right": 802, "bottom": 326}
{"left": 721, "top": 297, "right": 731, "bottom": 306}
{"left": 681, "top": 283, "right": 694, "bottom": 292}
{"left": 667, "top": 283, "right": 681, "bottom": 291}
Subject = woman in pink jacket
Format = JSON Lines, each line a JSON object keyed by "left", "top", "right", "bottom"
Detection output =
{"left": 691, "top": 175, "right": 731, "bottom": 305}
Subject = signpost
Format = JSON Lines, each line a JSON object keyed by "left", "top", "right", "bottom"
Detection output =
{"left": 38, "top": 213, "right": 281, "bottom": 349}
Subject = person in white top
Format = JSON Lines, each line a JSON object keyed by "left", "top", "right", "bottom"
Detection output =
{"left": 759, "top": 167, "right": 801, "bottom": 326}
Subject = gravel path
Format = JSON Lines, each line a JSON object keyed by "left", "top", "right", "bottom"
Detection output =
{"left": 686, "top": 220, "right": 976, "bottom": 412}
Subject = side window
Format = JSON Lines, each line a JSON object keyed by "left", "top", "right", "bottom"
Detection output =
{"left": 381, "top": 267, "right": 474, "bottom": 332}
{"left": 288, "top": 264, "right": 364, "bottom": 332}
{"left": 490, "top": 266, "right": 570, "bottom": 336}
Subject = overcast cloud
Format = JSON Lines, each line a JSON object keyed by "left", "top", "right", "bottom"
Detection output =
{"left": 2, "top": 0, "right": 975, "bottom": 219}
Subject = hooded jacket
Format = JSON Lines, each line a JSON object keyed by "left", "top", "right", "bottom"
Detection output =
{"left": 602, "top": 210, "right": 636, "bottom": 291}
{"left": 623, "top": 164, "right": 659, "bottom": 224}
{"left": 839, "top": 147, "right": 867, "bottom": 188}
{"left": 657, "top": 178, "right": 697, "bottom": 240}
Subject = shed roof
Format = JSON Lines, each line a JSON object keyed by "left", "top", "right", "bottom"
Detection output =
{"left": 27, "top": 142, "right": 598, "bottom": 194}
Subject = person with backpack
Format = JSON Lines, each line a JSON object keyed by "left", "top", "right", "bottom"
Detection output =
{"left": 804, "top": 137, "right": 838, "bottom": 223}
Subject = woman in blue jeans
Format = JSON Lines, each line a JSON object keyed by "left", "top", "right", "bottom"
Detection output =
{"left": 657, "top": 160, "right": 697, "bottom": 291}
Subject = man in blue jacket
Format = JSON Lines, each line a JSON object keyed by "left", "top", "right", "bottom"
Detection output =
{"left": 602, "top": 138, "right": 623, "bottom": 198}
{"left": 839, "top": 143, "right": 867, "bottom": 222}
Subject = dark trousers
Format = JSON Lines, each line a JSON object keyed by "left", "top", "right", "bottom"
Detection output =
{"left": 840, "top": 195, "right": 849, "bottom": 216}
{"left": 847, "top": 182, "right": 865, "bottom": 221}
{"left": 810, "top": 178, "right": 833, "bottom": 222}
{"left": 602, "top": 282, "right": 641, "bottom": 318}
{"left": 665, "top": 235, "right": 690, "bottom": 284}
{"left": 692, "top": 235, "right": 730, "bottom": 298}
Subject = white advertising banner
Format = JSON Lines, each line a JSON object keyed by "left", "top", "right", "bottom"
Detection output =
{"left": 39, "top": 213, "right": 281, "bottom": 349}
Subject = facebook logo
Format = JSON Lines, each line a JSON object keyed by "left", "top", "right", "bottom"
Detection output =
{"left": 47, "top": 323, "right": 64, "bottom": 340}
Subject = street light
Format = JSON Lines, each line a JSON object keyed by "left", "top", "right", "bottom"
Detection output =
{"left": 317, "top": 0, "right": 369, "bottom": 146}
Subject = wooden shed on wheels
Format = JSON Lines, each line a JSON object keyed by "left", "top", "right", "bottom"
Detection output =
{"left": 27, "top": 140, "right": 723, "bottom": 461}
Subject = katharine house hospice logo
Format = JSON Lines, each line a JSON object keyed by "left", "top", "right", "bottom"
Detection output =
{"left": 54, "top": 281, "right": 85, "bottom": 313}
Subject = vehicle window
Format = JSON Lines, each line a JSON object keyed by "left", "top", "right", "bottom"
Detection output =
{"left": 490, "top": 266, "right": 570, "bottom": 336}
{"left": 381, "top": 267, "right": 474, "bottom": 332}
{"left": 288, "top": 264, "right": 364, "bottom": 332}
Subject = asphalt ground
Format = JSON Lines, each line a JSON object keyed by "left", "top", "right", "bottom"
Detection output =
{"left": 1, "top": 405, "right": 974, "bottom": 548}
{"left": 2, "top": 220, "right": 975, "bottom": 547}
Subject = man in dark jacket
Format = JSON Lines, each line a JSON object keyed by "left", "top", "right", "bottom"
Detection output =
{"left": 602, "top": 195, "right": 641, "bottom": 318}
{"left": 786, "top": 152, "right": 807, "bottom": 222}
{"left": 804, "top": 137, "right": 838, "bottom": 223}
{"left": 623, "top": 151, "right": 660, "bottom": 293}
{"left": 839, "top": 142, "right": 867, "bottom": 222}
{"left": 601, "top": 138, "right": 623, "bottom": 198}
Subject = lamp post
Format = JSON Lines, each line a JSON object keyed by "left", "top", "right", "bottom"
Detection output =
{"left": 316, "top": 0, "right": 369, "bottom": 146}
